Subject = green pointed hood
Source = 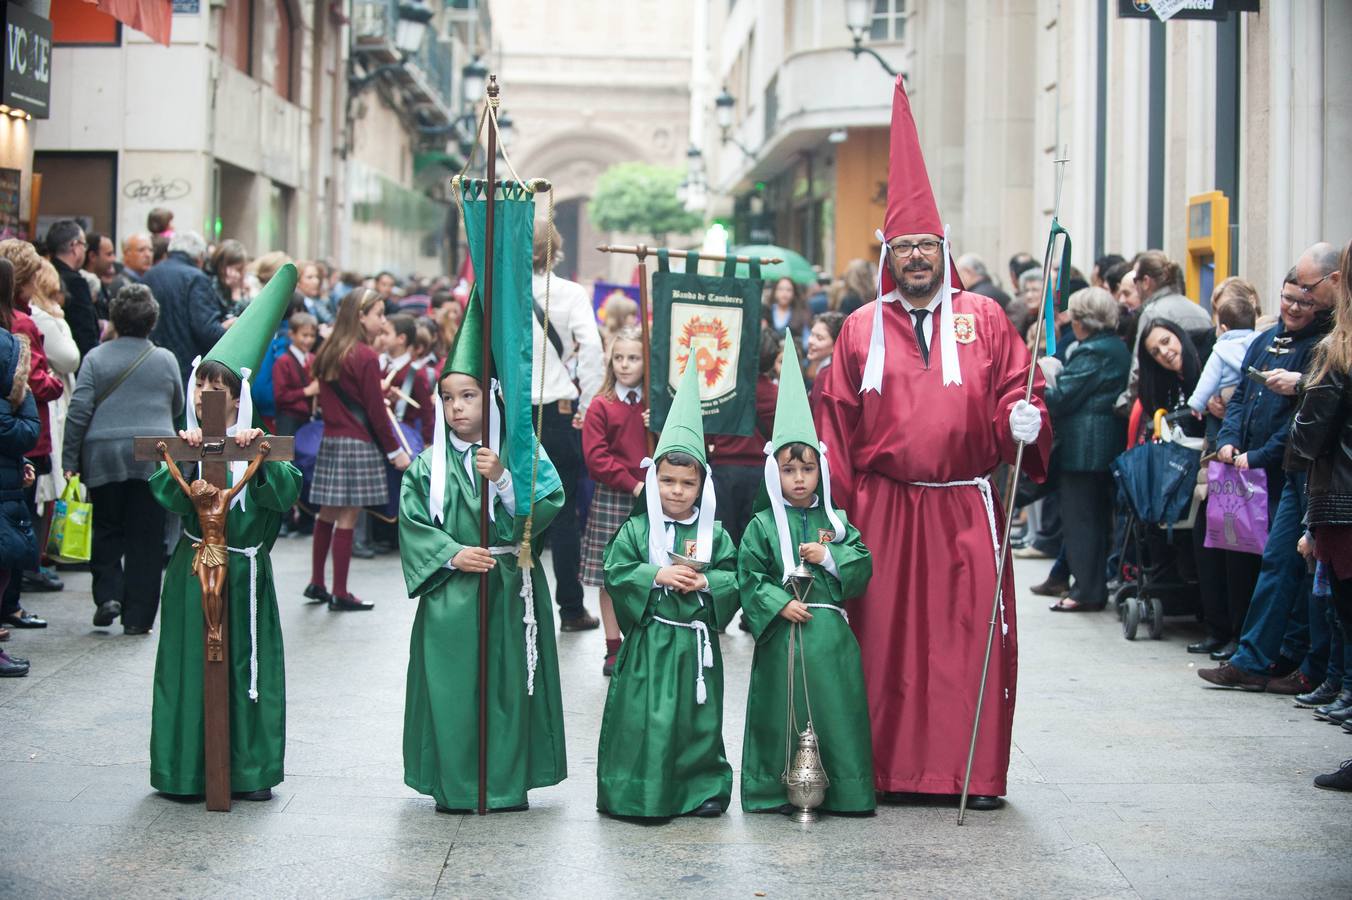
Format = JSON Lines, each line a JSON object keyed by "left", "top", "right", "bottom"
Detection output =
{"left": 441, "top": 289, "right": 483, "bottom": 380}
{"left": 202, "top": 262, "right": 297, "bottom": 378}
{"left": 769, "top": 330, "right": 818, "bottom": 453}
{"left": 654, "top": 353, "right": 708, "bottom": 467}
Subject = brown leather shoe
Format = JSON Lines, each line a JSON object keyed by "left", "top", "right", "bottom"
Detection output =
{"left": 1198, "top": 661, "right": 1269, "bottom": 692}
{"left": 1030, "top": 578, "right": 1071, "bottom": 597}
{"left": 1266, "top": 669, "right": 1314, "bottom": 696}
{"left": 559, "top": 611, "right": 600, "bottom": 632}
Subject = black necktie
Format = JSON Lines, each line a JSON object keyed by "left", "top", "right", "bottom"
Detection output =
{"left": 625, "top": 390, "right": 639, "bottom": 406}
{"left": 911, "top": 308, "right": 931, "bottom": 366}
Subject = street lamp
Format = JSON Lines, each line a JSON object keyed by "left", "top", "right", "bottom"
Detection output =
{"left": 461, "top": 56, "right": 488, "bottom": 106}
{"left": 496, "top": 111, "right": 514, "bottom": 150}
{"left": 714, "top": 87, "right": 756, "bottom": 160}
{"left": 679, "top": 145, "right": 707, "bottom": 213}
{"left": 393, "top": 0, "right": 434, "bottom": 56}
{"left": 843, "top": 0, "right": 901, "bottom": 78}
{"left": 349, "top": 0, "right": 435, "bottom": 93}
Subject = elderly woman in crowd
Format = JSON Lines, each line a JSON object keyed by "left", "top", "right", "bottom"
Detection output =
{"left": 62, "top": 284, "right": 184, "bottom": 634}
{"left": 1043, "top": 287, "right": 1131, "bottom": 612}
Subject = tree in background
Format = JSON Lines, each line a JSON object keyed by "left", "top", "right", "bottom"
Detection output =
{"left": 588, "top": 163, "right": 703, "bottom": 245}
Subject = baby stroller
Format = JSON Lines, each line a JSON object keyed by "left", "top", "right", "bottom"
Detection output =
{"left": 1109, "top": 427, "right": 1204, "bottom": 641}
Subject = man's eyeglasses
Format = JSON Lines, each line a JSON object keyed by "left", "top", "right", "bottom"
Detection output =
{"left": 1280, "top": 293, "right": 1317, "bottom": 312}
{"left": 888, "top": 239, "right": 942, "bottom": 257}
{"left": 1297, "top": 272, "right": 1331, "bottom": 296}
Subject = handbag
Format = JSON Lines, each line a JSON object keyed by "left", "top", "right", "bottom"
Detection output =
{"left": 47, "top": 475, "right": 92, "bottom": 563}
{"left": 1203, "top": 461, "right": 1269, "bottom": 555}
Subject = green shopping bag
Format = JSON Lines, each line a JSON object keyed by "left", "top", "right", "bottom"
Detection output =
{"left": 47, "top": 475, "right": 92, "bottom": 563}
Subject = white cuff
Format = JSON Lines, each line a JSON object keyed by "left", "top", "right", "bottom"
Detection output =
{"left": 386, "top": 448, "right": 404, "bottom": 461}
{"left": 820, "top": 546, "right": 840, "bottom": 580}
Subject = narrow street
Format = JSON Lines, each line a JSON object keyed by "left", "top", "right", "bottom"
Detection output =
{"left": 2, "top": 538, "right": 1348, "bottom": 899}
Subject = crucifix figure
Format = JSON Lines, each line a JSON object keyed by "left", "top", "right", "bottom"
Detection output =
{"left": 134, "top": 389, "right": 294, "bottom": 812}
{"left": 156, "top": 441, "right": 268, "bottom": 661}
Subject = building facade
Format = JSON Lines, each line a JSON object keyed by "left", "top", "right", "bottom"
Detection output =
{"left": 707, "top": 0, "right": 1350, "bottom": 311}
{"left": 492, "top": 0, "right": 696, "bottom": 283}
{"left": 36, "top": 0, "right": 349, "bottom": 260}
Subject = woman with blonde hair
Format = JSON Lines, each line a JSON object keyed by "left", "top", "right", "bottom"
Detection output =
{"left": 600, "top": 293, "right": 638, "bottom": 353}
{"left": 29, "top": 260, "right": 80, "bottom": 518}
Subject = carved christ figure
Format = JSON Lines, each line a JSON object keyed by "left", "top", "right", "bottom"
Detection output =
{"left": 157, "top": 441, "right": 270, "bottom": 658}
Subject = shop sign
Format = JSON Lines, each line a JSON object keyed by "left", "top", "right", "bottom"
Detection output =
{"left": 1, "top": 3, "right": 50, "bottom": 119}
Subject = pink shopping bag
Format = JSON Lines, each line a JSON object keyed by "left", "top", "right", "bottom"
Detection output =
{"left": 1203, "top": 461, "right": 1269, "bottom": 555}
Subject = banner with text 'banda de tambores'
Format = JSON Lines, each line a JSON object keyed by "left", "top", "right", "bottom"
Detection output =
{"left": 650, "top": 250, "right": 763, "bottom": 437}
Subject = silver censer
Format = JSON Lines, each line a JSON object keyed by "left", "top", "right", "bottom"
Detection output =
{"left": 780, "top": 560, "right": 829, "bottom": 823}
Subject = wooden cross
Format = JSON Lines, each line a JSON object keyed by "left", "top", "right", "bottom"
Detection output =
{"left": 133, "top": 390, "right": 295, "bottom": 812}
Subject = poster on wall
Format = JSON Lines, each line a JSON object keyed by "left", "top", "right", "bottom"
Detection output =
{"left": 0, "top": 168, "right": 21, "bottom": 240}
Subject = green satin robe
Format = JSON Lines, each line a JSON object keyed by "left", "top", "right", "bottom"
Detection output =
{"left": 738, "top": 502, "right": 875, "bottom": 813}
{"left": 597, "top": 515, "right": 739, "bottom": 817}
{"left": 148, "top": 458, "right": 302, "bottom": 795}
{"left": 398, "top": 449, "right": 567, "bottom": 810}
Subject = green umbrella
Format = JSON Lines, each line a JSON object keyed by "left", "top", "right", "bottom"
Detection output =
{"left": 731, "top": 244, "right": 818, "bottom": 285}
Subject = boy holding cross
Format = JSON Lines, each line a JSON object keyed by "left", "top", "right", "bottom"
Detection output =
{"left": 148, "top": 267, "right": 303, "bottom": 801}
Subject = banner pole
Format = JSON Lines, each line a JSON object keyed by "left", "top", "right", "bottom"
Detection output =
{"left": 475, "top": 75, "right": 501, "bottom": 819}
{"left": 597, "top": 244, "right": 782, "bottom": 267}
{"left": 634, "top": 244, "right": 656, "bottom": 456}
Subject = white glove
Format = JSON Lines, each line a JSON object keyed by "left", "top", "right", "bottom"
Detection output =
{"left": 1009, "top": 400, "right": 1042, "bottom": 445}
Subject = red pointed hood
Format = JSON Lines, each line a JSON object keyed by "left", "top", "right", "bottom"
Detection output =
{"left": 880, "top": 75, "right": 960, "bottom": 295}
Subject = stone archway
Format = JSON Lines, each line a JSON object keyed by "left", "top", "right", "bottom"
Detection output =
{"left": 517, "top": 128, "right": 651, "bottom": 284}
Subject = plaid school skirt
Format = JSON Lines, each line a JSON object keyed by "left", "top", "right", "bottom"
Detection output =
{"left": 309, "top": 435, "right": 388, "bottom": 508}
{"left": 581, "top": 483, "right": 633, "bottom": 586}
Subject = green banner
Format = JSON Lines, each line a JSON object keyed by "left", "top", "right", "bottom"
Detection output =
{"left": 460, "top": 179, "right": 561, "bottom": 514}
{"left": 650, "top": 250, "right": 763, "bottom": 437}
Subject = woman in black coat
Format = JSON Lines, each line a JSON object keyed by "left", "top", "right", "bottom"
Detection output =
{"left": 0, "top": 325, "right": 40, "bottom": 675}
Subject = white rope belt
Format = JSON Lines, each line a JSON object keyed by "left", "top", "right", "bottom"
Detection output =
{"left": 652, "top": 615, "right": 714, "bottom": 704}
{"left": 906, "top": 476, "right": 1007, "bottom": 637}
{"left": 805, "top": 602, "right": 849, "bottom": 624}
{"left": 185, "top": 532, "right": 264, "bottom": 701}
{"left": 466, "top": 543, "right": 539, "bottom": 696}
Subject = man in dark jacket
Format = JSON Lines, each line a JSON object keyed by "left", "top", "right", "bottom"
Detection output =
{"left": 47, "top": 220, "right": 102, "bottom": 358}
{"left": 1199, "top": 244, "right": 1341, "bottom": 692}
{"left": 143, "top": 231, "right": 234, "bottom": 384}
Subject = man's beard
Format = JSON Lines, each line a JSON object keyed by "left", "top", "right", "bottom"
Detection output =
{"left": 891, "top": 256, "right": 942, "bottom": 299}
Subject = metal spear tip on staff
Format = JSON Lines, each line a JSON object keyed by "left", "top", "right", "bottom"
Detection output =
{"left": 956, "top": 148, "right": 1069, "bottom": 826}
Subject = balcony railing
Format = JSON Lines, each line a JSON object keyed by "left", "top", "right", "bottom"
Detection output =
{"left": 351, "top": 0, "right": 456, "bottom": 123}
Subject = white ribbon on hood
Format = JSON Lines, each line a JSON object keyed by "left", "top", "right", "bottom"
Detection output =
{"left": 860, "top": 225, "right": 962, "bottom": 394}
{"left": 762, "top": 442, "right": 846, "bottom": 582}
{"left": 184, "top": 356, "right": 253, "bottom": 511}
{"left": 429, "top": 378, "right": 504, "bottom": 523}
{"left": 640, "top": 456, "right": 716, "bottom": 569}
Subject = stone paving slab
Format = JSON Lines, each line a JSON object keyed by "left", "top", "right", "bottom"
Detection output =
{"left": 1, "top": 539, "right": 1349, "bottom": 898}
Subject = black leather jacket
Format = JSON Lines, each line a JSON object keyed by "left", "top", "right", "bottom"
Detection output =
{"left": 1290, "top": 367, "right": 1352, "bottom": 526}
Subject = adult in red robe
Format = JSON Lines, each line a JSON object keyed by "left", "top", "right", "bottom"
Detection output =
{"left": 818, "top": 274, "right": 1052, "bottom": 804}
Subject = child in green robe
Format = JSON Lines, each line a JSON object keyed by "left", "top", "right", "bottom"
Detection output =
{"left": 398, "top": 294, "right": 567, "bottom": 813}
{"left": 738, "top": 332, "right": 875, "bottom": 814}
{"left": 597, "top": 359, "right": 739, "bottom": 819}
{"left": 149, "top": 266, "right": 303, "bottom": 800}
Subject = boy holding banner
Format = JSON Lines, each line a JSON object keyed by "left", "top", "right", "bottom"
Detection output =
{"left": 397, "top": 294, "right": 568, "bottom": 813}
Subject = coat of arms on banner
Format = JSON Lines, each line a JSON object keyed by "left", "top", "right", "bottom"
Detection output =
{"left": 670, "top": 302, "right": 742, "bottom": 401}
{"left": 953, "top": 313, "right": 976, "bottom": 344}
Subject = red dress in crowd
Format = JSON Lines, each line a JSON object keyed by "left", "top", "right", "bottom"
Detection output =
{"left": 10, "top": 308, "right": 64, "bottom": 460}
{"left": 817, "top": 290, "right": 1052, "bottom": 797}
